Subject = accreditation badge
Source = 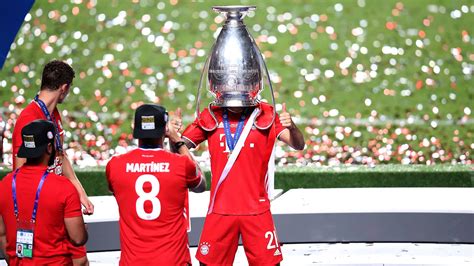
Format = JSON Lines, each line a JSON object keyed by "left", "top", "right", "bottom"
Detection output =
{"left": 16, "top": 228, "right": 34, "bottom": 258}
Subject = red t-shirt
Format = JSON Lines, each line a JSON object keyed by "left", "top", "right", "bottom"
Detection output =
{"left": 182, "top": 103, "right": 286, "bottom": 215}
{"left": 12, "top": 101, "right": 64, "bottom": 174}
{"left": 106, "top": 148, "right": 201, "bottom": 266}
{"left": 0, "top": 165, "right": 82, "bottom": 265}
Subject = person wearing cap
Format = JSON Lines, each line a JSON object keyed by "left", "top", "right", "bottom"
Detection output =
{"left": 0, "top": 120, "right": 88, "bottom": 265}
{"left": 11, "top": 60, "right": 92, "bottom": 265}
{"left": 179, "top": 101, "right": 304, "bottom": 265}
{"left": 106, "top": 104, "right": 206, "bottom": 266}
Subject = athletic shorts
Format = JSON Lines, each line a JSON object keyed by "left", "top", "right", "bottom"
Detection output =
{"left": 68, "top": 242, "right": 87, "bottom": 260}
{"left": 196, "top": 211, "right": 283, "bottom": 265}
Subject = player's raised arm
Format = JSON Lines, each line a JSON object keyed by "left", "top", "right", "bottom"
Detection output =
{"left": 62, "top": 155, "right": 95, "bottom": 215}
{"left": 170, "top": 108, "right": 183, "bottom": 133}
{"left": 277, "top": 103, "right": 305, "bottom": 150}
{"left": 167, "top": 109, "right": 206, "bottom": 192}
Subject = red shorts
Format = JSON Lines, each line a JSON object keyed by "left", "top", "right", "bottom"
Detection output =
{"left": 196, "top": 211, "right": 283, "bottom": 265}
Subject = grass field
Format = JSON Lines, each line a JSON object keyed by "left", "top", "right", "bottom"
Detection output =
{"left": 0, "top": 0, "right": 472, "bottom": 165}
{"left": 1, "top": 164, "right": 471, "bottom": 196}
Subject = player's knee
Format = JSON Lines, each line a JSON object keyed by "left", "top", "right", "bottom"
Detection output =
{"left": 73, "top": 256, "right": 89, "bottom": 266}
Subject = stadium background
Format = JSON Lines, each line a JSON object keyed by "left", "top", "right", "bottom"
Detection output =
{"left": 0, "top": 0, "right": 472, "bottom": 189}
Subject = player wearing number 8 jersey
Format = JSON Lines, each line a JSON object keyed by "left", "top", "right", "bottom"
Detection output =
{"left": 106, "top": 104, "right": 206, "bottom": 266}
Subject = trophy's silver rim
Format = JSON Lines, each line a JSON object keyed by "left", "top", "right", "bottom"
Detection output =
{"left": 212, "top": 5, "right": 256, "bottom": 13}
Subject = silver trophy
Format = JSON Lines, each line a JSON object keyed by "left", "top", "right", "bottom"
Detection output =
{"left": 195, "top": 5, "right": 276, "bottom": 130}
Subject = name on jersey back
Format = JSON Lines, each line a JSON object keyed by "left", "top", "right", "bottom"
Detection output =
{"left": 126, "top": 162, "right": 170, "bottom": 173}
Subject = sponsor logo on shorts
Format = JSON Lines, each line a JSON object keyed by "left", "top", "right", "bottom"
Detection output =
{"left": 273, "top": 249, "right": 281, "bottom": 256}
{"left": 200, "top": 242, "right": 210, "bottom": 256}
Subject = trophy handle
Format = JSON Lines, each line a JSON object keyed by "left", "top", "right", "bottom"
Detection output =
{"left": 254, "top": 45, "right": 276, "bottom": 130}
{"left": 195, "top": 55, "right": 219, "bottom": 131}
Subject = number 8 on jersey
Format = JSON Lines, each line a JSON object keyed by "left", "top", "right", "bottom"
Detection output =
{"left": 135, "top": 174, "right": 161, "bottom": 220}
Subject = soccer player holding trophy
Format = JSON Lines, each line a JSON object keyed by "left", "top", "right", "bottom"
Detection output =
{"left": 180, "top": 6, "right": 305, "bottom": 265}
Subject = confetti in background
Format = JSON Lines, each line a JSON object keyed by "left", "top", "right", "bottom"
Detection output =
{"left": 0, "top": 0, "right": 472, "bottom": 167}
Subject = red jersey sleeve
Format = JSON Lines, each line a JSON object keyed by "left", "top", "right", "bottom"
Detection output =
{"left": 0, "top": 178, "right": 6, "bottom": 214}
{"left": 182, "top": 118, "right": 208, "bottom": 148}
{"left": 183, "top": 157, "right": 201, "bottom": 189}
{"left": 274, "top": 111, "right": 287, "bottom": 139}
{"left": 62, "top": 180, "right": 82, "bottom": 218}
{"left": 12, "top": 112, "right": 37, "bottom": 159}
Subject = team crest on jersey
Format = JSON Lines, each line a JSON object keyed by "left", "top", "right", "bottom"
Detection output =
{"left": 199, "top": 242, "right": 211, "bottom": 255}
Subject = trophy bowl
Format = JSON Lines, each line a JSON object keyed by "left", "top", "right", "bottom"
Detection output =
{"left": 195, "top": 5, "right": 276, "bottom": 130}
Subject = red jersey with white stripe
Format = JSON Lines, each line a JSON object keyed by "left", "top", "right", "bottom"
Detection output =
{"left": 106, "top": 148, "right": 201, "bottom": 266}
{"left": 182, "top": 103, "right": 286, "bottom": 215}
{"left": 12, "top": 101, "right": 64, "bottom": 174}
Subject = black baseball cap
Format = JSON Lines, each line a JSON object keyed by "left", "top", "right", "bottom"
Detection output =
{"left": 17, "top": 120, "right": 56, "bottom": 159}
{"left": 133, "top": 104, "right": 168, "bottom": 139}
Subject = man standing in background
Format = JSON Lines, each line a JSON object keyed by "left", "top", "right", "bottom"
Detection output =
{"left": 11, "top": 60, "right": 93, "bottom": 266}
{"left": 0, "top": 120, "right": 88, "bottom": 265}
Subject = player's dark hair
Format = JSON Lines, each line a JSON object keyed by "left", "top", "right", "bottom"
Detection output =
{"left": 40, "top": 60, "right": 75, "bottom": 91}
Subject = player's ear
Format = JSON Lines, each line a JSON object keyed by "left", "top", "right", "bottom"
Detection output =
{"left": 59, "top": 83, "right": 67, "bottom": 92}
{"left": 46, "top": 143, "right": 53, "bottom": 154}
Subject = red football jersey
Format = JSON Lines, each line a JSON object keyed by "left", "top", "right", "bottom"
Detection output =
{"left": 182, "top": 103, "right": 286, "bottom": 215}
{"left": 0, "top": 165, "right": 82, "bottom": 265}
{"left": 12, "top": 101, "right": 64, "bottom": 174}
{"left": 106, "top": 148, "right": 201, "bottom": 266}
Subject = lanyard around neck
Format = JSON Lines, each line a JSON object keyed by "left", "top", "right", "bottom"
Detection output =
{"left": 223, "top": 108, "right": 246, "bottom": 152}
{"left": 12, "top": 168, "right": 49, "bottom": 223}
{"left": 34, "top": 95, "right": 62, "bottom": 152}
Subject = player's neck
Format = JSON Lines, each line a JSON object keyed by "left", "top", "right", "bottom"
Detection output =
{"left": 25, "top": 153, "right": 50, "bottom": 167}
{"left": 138, "top": 139, "right": 163, "bottom": 149}
{"left": 37, "top": 90, "right": 59, "bottom": 114}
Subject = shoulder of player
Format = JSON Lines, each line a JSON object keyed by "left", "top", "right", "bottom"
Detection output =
{"left": 195, "top": 106, "right": 223, "bottom": 128}
{"left": 47, "top": 173, "right": 70, "bottom": 182}
{"left": 107, "top": 148, "right": 140, "bottom": 162}
{"left": 168, "top": 151, "right": 191, "bottom": 162}
{"left": 16, "top": 103, "right": 41, "bottom": 122}
{"left": 14, "top": 105, "right": 44, "bottom": 133}
{"left": 257, "top": 102, "right": 275, "bottom": 113}
{"left": 0, "top": 173, "right": 13, "bottom": 190}
{"left": 46, "top": 174, "right": 76, "bottom": 191}
{"left": 20, "top": 101, "right": 41, "bottom": 115}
